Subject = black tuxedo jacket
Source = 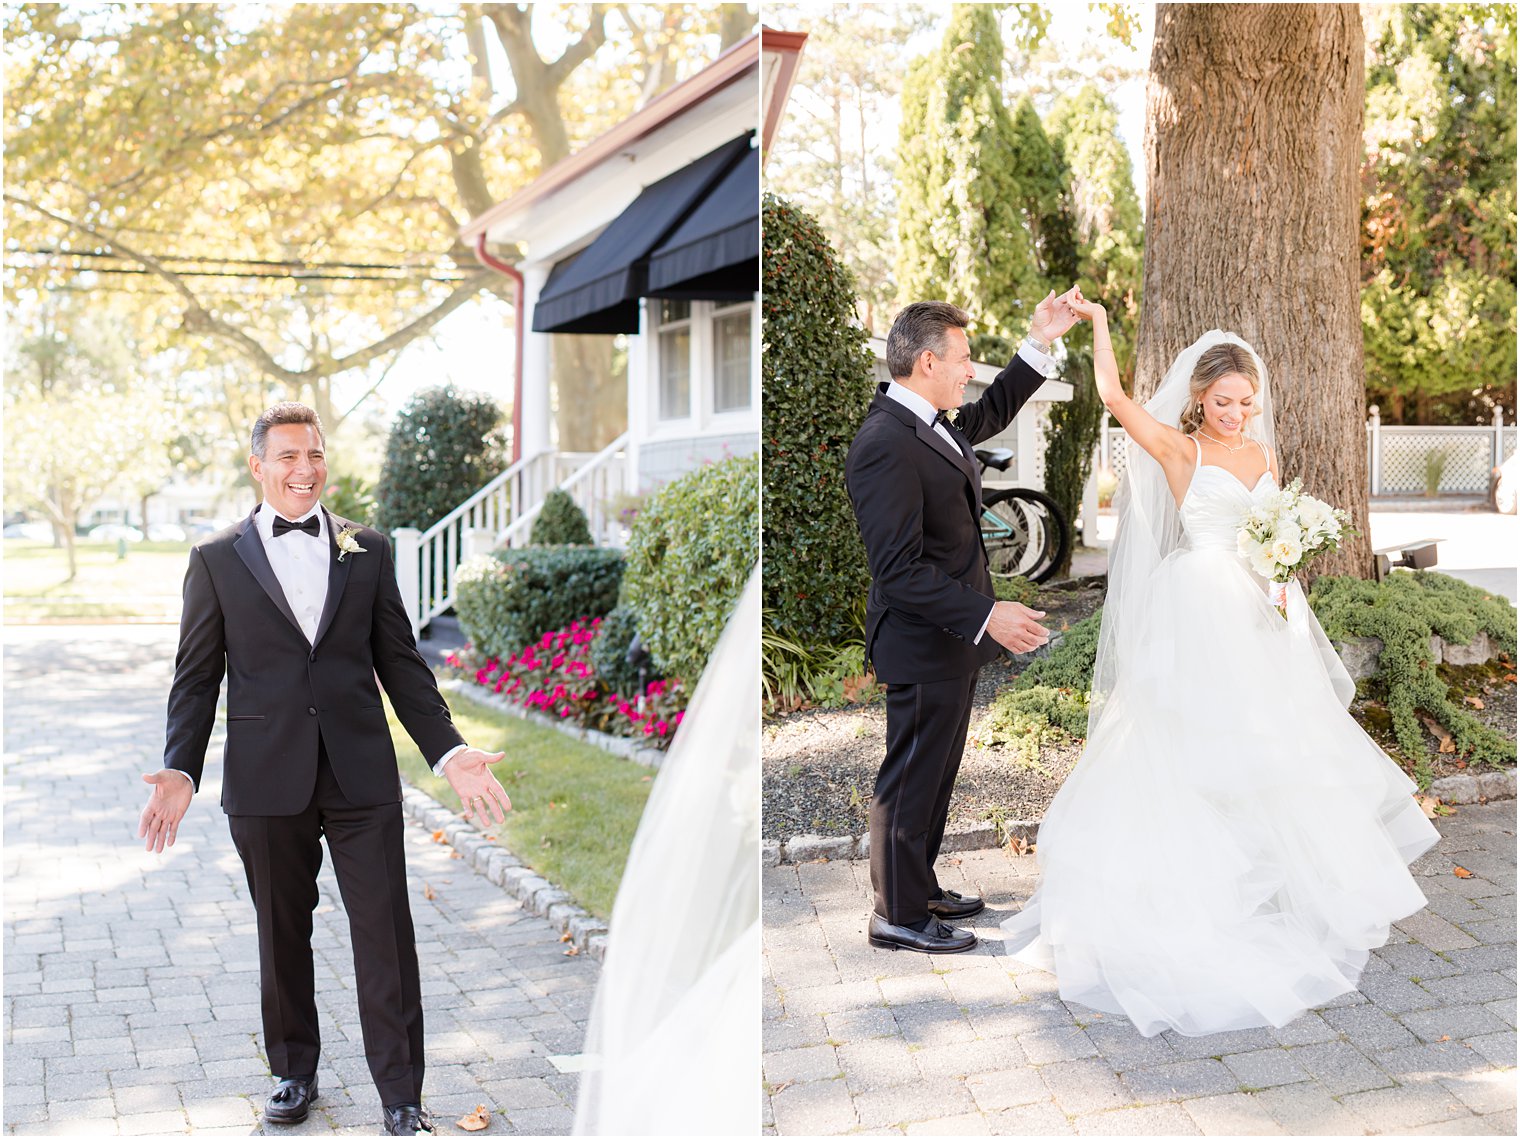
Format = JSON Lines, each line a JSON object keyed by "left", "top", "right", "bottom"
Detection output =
{"left": 163, "top": 506, "right": 464, "bottom": 816}
{"left": 845, "top": 352, "right": 1047, "bottom": 684}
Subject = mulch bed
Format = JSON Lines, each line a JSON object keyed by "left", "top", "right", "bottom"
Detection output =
{"left": 761, "top": 577, "right": 1517, "bottom": 842}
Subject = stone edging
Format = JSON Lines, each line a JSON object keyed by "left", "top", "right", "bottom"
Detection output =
{"left": 399, "top": 785, "right": 610, "bottom": 960}
{"left": 440, "top": 678, "right": 667, "bottom": 768}
{"left": 767, "top": 770, "right": 1518, "bottom": 866}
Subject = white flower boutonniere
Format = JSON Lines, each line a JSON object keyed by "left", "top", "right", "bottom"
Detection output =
{"left": 335, "top": 526, "right": 366, "bottom": 562}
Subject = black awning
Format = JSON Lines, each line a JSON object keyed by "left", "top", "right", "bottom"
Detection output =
{"left": 646, "top": 145, "right": 758, "bottom": 299}
{"left": 531, "top": 134, "right": 753, "bottom": 334}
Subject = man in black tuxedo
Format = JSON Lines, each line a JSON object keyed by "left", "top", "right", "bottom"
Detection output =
{"left": 138, "top": 402, "right": 512, "bottom": 1135}
{"left": 845, "top": 296, "right": 1078, "bottom": 954}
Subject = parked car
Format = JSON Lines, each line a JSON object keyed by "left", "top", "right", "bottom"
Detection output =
{"left": 1493, "top": 452, "right": 1519, "bottom": 514}
{"left": 146, "top": 523, "right": 188, "bottom": 543}
{"left": 86, "top": 523, "right": 144, "bottom": 543}
{"left": 3, "top": 522, "right": 53, "bottom": 541}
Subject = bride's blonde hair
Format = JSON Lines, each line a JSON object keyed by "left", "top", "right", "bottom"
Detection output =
{"left": 1178, "top": 344, "right": 1262, "bottom": 434}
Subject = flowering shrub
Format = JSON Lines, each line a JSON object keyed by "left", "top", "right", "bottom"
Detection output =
{"left": 445, "top": 617, "right": 687, "bottom": 747}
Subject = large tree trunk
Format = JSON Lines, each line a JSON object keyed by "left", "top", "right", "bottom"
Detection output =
{"left": 1138, "top": 4, "right": 1371, "bottom": 576}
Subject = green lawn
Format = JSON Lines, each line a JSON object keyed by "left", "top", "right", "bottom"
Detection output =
{"left": 386, "top": 688, "right": 653, "bottom": 919}
{"left": 3, "top": 540, "right": 193, "bottom": 620}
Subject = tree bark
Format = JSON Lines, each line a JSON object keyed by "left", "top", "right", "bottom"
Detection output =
{"left": 1138, "top": 4, "right": 1370, "bottom": 576}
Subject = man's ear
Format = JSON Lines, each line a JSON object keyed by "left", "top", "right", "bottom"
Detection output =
{"left": 248, "top": 454, "right": 262, "bottom": 483}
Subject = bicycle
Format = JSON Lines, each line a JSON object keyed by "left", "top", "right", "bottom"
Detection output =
{"left": 975, "top": 447, "right": 1070, "bottom": 585}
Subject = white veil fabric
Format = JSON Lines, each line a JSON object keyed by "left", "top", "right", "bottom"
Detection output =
{"left": 1088, "top": 329, "right": 1354, "bottom": 738}
{"left": 571, "top": 568, "right": 759, "bottom": 1136}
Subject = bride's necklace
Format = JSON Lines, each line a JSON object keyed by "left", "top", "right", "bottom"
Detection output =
{"left": 1197, "top": 429, "right": 1247, "bottom": 453}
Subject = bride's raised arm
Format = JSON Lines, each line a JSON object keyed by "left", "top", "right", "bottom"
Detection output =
{"left": 1068, "top": 294, "right": 1192, "bottom": 476}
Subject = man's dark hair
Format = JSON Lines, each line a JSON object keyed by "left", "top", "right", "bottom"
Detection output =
{"left": 251, "top": 402, "right": 325, "bottom": 459}
{"left": 884, "top": 301, "right": 972, "bottom": 380}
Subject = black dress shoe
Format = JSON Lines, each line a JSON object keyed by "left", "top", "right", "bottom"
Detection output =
{"left": 383, "top": 1102, "right": 435, "bottom": 1135}
{"left": 868, "top": 913, "right": 977, "bottom": 954}
{"left": 927, "top": 888, "right": 986, "bottom": 919}
{"left": 264, "top": 1076, "right": 317, "bottom": 1125}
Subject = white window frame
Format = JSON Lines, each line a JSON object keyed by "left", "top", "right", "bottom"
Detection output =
{"left": 646, "top": 296, "right": 758, "bottom": 437}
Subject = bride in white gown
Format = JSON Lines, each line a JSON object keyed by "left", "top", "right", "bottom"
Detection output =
{"left": 1000, "top": 298, "right": 1440, "bottom": 1038}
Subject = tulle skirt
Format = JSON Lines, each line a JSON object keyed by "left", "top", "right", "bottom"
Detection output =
{"left": 1000, "top": 546, "right": 1440, "bottom": 1037}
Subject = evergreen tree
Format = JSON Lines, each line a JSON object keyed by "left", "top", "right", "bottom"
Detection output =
{"left": 1362, "top": 4, "right": 1517, "bottom": 424}
{"left": 895, "top": 4, "right": 1040, "bottom": 360}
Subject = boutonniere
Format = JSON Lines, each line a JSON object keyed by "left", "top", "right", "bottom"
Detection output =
{"left": 335, "top": 526, "right": 366, "bottom": 562}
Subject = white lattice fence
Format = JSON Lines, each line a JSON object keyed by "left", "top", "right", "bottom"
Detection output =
{"left": 1376, "top": 428, "right": 1497, "bottom": 495}
{"left": 1094, "top": 419, "right": 1513, "bottom": 498}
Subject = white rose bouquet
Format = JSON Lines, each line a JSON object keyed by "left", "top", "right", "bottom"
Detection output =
{"left": 1236, "top": 479, "right": 1351, "bottom": 617}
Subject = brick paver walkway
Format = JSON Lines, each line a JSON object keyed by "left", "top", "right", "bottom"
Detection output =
{"left": 3, "top": 624, "right": 598, "bottom": 1135}
{"left": 764, "top": 802, "right": 1517, "bottom": 1135}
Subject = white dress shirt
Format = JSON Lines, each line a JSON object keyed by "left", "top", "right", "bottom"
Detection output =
{"left": 883, "top": 340, "right": 1056, "bottom": 645}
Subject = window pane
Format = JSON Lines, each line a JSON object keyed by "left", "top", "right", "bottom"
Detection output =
{"left": 659, "top": 326, "right": 691, "bottom": 419}
{"left": 660, "top": 298, "right": 691, "bottom": 325}
{"left": 713, "top": 310, "right": 751, "bottom": 413}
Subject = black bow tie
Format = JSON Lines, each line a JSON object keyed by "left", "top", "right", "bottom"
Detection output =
{"left": 272, "top": 514, "right": 320, "bottom": 538}
{"left": 934, "top": 410, "right": 953, "bottom": 429}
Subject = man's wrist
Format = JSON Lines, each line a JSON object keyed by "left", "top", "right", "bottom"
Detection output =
{"left": 1025, "top": 330, "right": 1053, "bottom": 354}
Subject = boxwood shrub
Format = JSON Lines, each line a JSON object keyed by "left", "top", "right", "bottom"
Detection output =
{"left": 530, "top": 489, "right": 593, "bottom": 546}
{"left": 454, "top": 546, "right": 623, "bottom": 661}
{"left": 621, "top": 453, "right": 759, "bottom": 684}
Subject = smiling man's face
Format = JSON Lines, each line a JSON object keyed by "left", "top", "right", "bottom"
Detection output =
{"left": 249, "top": 423, "right": 327, "bottom": 520}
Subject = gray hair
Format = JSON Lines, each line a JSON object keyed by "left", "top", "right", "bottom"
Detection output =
{"left": 251, "top": 402, "right": 325, "bottom": 458}
{"left": 885, "top": 301, "right": 971, "bottom": 380}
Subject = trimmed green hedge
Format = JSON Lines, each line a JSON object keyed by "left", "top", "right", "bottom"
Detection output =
{"left": 454, "top": 547, "right": 623, "bottom": 661}
{"left": 590, "top": 605, "right": 647, "bottom": 697}
{"left": 761, "top": 193, "right": 875, "bottom": 650}
{"left": 531, "top": 489, "right": 592, "bottom": 546}
{"left": 621, "top": 454, "right": 759, "bottom": 684}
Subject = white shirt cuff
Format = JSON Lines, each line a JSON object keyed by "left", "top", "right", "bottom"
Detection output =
{"left": 973, "top": 601, "right": 996, "bottom": 646}
{"left": 432, "top": 744, "right": 467, "bottom": 776}
{"left": 164, "top": 769, "right": 194, "bottom": 787}
{"left": 1017, "top": 340, "right": 1056, "bottom": 374}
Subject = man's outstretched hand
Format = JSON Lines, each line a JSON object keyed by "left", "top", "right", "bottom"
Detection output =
{"left": 138, "top": 770, "right": 193, "bottom": 853}
{"left": 1029, "top": 286, "right": 1083, "bottom": 345}
{"left": 443, "top": 747, "right": 512, "bottom": 826}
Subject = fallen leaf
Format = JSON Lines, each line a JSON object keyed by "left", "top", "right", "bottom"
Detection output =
{"left": 770, "top": 1080, "right": 795, "bottom": 1095}
{"left": 1464, "top": 695, "right": 1485, "bottom": 710}
{"left": 457, "top": 1104, "right": 491, "bottom": 1131}
{"left": 560, "top": 932, "right": 573, "bottom": 943}
{"left": 1416, "top": 795, "right": 1442, "bottom": 819}
{"left": 449, "top": 850, "right": 462, "bottom": 860}
{"left": 431, "top": 830, "right": 446, "bottom": 843}
{"left": 1453, "top": 866, "right": 1474, "bottom": 879}
{"left": 1504, "top": 672, "right": 1517, "bottom": 684}
{"left": 947, "top": 857, "right": 962, "bottom": 867}
{"left": 1420, "top": 714, "right": 1457, "bottom": 754}
{"left": 423, "top": 883, "right": 436, "bottom": 900}
{"left": 641, "top": 775, "right": 652, "bottom": 782}
{"left": 1454, "top": 759, "right": 1469, "bottom": 769}
{"left": 1438, "top": 1035, "right": 1451, "bottom": 1042}
{"left": 563, "top": 944, "right": 580, "bottom": 956}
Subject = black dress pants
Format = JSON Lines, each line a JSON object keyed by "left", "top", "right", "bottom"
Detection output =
{"left": 871, "top": 671, "right": 980, "bottom": 926}
{"left": 227, "top": 741, "right": 423, "bottom": 1107}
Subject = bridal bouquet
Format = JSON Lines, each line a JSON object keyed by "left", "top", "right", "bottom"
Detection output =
{"left": 1236, "top": 479, "right": 1351, "bottom": 617}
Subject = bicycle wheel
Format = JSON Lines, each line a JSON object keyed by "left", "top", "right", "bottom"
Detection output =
{"left": 980, "top": 487, "right": 1070, "bottom": 584}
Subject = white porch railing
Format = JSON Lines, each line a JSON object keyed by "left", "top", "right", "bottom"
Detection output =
{"left": 392, "top": 432, "right": 631, "bottom": 638}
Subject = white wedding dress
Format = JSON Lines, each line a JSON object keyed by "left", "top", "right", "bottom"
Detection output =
{"left": 1001, "top": 335, "right": 1440, "bottom": 1039}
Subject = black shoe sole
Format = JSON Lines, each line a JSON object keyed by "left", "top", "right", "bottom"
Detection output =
{"left": 868, "top": 934, "right": 978, "bottom": 954}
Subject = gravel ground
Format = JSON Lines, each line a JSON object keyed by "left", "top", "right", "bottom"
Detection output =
{"left": 761, "top": 579, "right": 1103, "bottom": 841}
{"left": 761, "top": 578, "right": 1517, "bottom": 842}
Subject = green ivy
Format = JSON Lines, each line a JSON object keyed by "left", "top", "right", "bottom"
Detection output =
{"left": 620, "top": 454, "right": 759, "bottom": 684}
{"left": 761, "top": 193, "right": 874, "bottom": 653}
{"left": 454, "top": 547, "right": 623, "bottom": 661}
{"left": 530, "top": 488, "right": 592, "bottom": 546}
{"left": 1309, "top": 571, "right": 1516, "bottom": 771}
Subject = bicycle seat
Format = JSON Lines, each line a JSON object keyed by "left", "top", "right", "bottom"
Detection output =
{"left": 974, "top": 447, "right": 1014, "bottom": 471}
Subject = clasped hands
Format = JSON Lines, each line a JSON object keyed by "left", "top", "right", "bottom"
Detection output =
{"left": 1029, "top": 285, "right": 1085, "bottom": 346}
